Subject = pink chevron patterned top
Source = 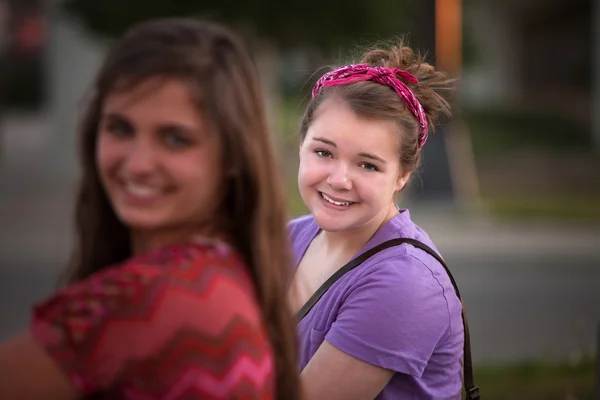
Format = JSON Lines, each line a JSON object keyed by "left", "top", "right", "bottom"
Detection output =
{"left": 30, "top": 241, "right": 274, "bottom": 400}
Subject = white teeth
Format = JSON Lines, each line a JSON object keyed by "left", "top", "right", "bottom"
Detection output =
{"left": 321, "top": 192, "right": 351, "bottom": 207}
{"left": 125, "top": 183, "right": 161, "bottom": 198}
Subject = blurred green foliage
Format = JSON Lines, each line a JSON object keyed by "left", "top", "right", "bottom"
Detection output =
{"left": 464, "top": 107, "right": 590, "bottom": 155}
{"left": 62, "top": 0, "right": 414, "bottom": 51}
{"left": 482, "top": 195, "right": 600, "bottom": 223}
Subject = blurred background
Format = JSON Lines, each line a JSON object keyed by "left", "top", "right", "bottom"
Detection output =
{"left": 0, "top": 0, "right": 599, "bottom": 398}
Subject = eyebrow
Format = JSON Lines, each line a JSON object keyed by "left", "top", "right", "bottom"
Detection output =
{"left": 100, "top": 111, "right": 130, "bottom": 123}
{"left": 313, "top": 137, "right": 337, "bottom": 147}
{"left": 100, "top": 111, "right": 122, "bottom": 119}
{"left": 358, "top": 152, "right": 387, "bottom": 164}
{"left": 313, "top": 136, "right": 387, "bottom": 164}
{"left": 101, "top": 112, "right": 198, "bottom": 133}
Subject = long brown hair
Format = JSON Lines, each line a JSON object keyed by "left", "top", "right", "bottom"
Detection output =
{"left": 67, "top": 18, "right": 299, "bottom": 399}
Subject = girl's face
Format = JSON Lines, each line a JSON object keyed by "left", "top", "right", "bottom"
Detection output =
{"left": 298, "top": 98, "right": 410, "bottom": 234}
{"left": 97, "top": 78, "right": 223, "bottom": 243}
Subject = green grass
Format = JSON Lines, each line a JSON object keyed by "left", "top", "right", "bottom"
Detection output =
{"left": 482, "top": 195, "right": 600, "bottom": 223}
{"left": 473, "top": 358, "right": 596, "bottom": 400}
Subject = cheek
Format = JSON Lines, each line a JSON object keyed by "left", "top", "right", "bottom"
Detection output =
{"left": 298, "top": 156, "right": 324, "bottom": 186}
{"left": 358, "top": 174, "right": 397, "bottom": 200}
{"left": 177, "top": 152, "right": 221, "bottom": 195}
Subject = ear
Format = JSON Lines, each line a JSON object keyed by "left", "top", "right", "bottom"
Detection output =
{"left": 395, "top": 171, "right": 411, "bottom": 192}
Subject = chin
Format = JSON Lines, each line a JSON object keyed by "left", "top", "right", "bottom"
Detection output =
{"left": 115, "top": 210, "right": 167, "bottom": 231}
{"left": 311, "top": 210, "right": 353, "bottom": 232}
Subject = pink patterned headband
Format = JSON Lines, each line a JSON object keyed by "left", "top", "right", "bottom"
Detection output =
{"left": 312, "top": 64, "right": 429, "bottom": 149}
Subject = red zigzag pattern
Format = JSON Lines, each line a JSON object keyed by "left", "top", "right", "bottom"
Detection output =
{"left": 31, "top": 242, "right": 275, "bottom": 400}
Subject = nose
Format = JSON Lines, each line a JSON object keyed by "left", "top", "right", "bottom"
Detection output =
{"left": 123, "top": 139, "right": 157, "bottom": 178}
{"left": 327, "top": 162, "right": 352, "bottom": 191}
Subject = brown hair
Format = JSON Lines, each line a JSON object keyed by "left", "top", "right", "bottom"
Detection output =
{"left": 300, "top": 41, "right": 455, "bottom": 175}
{"left": 67, "top": 18, "right": 299, "bottom": 399}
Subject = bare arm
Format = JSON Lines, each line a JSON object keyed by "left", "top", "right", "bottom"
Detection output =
{"left": 0, "top": 333, "right": 80, "bottom": 400}
{"left": 301, "top": 340, "right": 394, "bottom": 400}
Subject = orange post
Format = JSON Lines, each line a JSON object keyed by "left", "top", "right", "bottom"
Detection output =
{"left": 436, "top": 0, "right": 462, "bottom": 76}
{"left": 435, "top": 0, "right": 482, "bottom": 209}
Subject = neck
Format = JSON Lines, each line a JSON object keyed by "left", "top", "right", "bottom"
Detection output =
{"left": 320, "top": 203, "right": 399, "bottom": 254}
{"left": 131, "top": 225, "right": 220, "bottom": 256}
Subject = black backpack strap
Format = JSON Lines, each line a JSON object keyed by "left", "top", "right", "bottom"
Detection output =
{"left": 295, "top": 238, "right": 480, "bottom": 400}
{"left": 296, "top": 239, "right": 404, "bottom": 321}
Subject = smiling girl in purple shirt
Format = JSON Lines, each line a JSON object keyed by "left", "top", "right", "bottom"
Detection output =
{"left": 287, "top": 43, "right": 467, "bottom": 400}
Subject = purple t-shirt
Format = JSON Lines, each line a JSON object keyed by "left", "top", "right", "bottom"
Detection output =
{"left": 289, "top": 209, "right": 464, "bottom": 399}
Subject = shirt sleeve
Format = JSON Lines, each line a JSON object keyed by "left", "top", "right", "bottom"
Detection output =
{"left": 324, "top": 252, "right": 452, "bottom": 378}
{"left": 30, "top": 254, "right": 275, "bottom": 399}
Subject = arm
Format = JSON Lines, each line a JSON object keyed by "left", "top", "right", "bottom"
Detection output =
{"left": 301, "top": 255, "right": 452, "bottom": 400}
{"left": 0, "top": 333, "right": 80, "bottom": 400}
{"left": 301, "top": 340, "right": 394, "bottom": 400}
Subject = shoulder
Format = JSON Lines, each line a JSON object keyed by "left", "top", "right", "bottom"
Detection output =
{"left": 288, "top": 214, "right": 316, "bottom": 238}
{"left": 348, "top": 214, "right": 463, "bottom": 340}
{"left": 34, "top": 241, "right": 259, "bottom": 329}
{"left": 351, "top": 246, "right": 449, "bottom": 310}
{"left": 287, "top": 214, "right": 319, "bottom": 257}
{"left": 145, "top": 240, "right": 258, "bottom": 298}
{"left": 30, "top": 241, "right": 270, "bottom": 394}
{"left": 364, "top": 210, "right": 452, "bottom": 293}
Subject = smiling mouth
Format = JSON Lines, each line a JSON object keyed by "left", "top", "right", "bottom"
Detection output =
{"left": 121, "top": 182, "right": 165, "bottom": 199}
{"left": 320, "top": 192, "right": 354, "bottom": 207}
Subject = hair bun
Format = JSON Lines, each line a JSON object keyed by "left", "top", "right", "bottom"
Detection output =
{"left": 360, "top": 42, "right": 455, "bottom": 130}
